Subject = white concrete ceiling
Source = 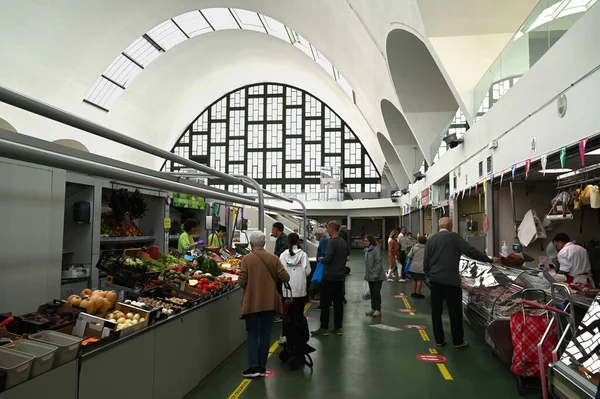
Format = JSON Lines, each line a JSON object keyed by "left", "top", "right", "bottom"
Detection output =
{"left": 0, "top": 0, "right": 537, "bottom": 183}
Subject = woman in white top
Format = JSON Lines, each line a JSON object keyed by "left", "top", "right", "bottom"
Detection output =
{"left": 279, "top": 233, "right": 311, "bottom": 314}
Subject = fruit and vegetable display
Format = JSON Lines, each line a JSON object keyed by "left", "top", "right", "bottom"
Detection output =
{"left": 162, "top": 269, "right": 189, "bottom": 284}
{"left": 104, "top": 309, "right": 146, "bottom": 332}
{"left": 97, "top": 255, "right": 159, "bottom": 287}
{"left": 101, "top": 212, "right": 146, "bottom": 237}
{"left": 198, "top": 256, "right": 221, "bottom": 276}
{"left": 66, "top": 289, "right": 117, "bottom": 316}
{"left": 187, "top": 275, "right": 235, "bottom": 293}
{"left": 134, "top": 297, "right": 184, "bottom": 315}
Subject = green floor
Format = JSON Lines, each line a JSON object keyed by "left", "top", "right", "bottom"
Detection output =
{"left": 186, "top": 252, "right": 529, "bottom": 399}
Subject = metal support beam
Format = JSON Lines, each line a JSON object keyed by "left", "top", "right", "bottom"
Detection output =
{"left": 164, "top": 172, "right": 292, "bottom": 204}
{"left": 234, "top": 175, "right": 264, "bottom": 232}
{"left": 292, "top": 198, "right": 308, "bottom": 245}
{"left": 0, "top": 85, "right": 270, "bottom": 193}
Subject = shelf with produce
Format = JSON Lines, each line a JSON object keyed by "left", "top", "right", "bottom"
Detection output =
{"left": 100, "top": 236, "right": 156, "bottom": 244}
{"left": 168, "top": 234, "right": 200, "bottom": 241}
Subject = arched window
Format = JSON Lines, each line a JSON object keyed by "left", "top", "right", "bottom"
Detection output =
{"left": 162, "top": 83, "right": 380, "bottom": 199}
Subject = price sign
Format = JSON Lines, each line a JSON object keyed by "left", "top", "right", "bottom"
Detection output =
{"left": 416, "top": 354, "right": 447, "bottom": 363}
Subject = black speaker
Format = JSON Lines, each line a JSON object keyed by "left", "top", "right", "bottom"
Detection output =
{"left": 73, "top": 201, "right": 91, "bottom": 224}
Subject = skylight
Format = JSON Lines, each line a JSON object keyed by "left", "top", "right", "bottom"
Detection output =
{"left": 84, "top": 8, "right": 354, "bottom": 110}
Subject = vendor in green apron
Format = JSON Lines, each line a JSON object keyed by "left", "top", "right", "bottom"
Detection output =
{"left": 208, "top": 225, "right": 228, "bottom": 248}
{"left": 178, "top": 219, "right": 202, "bottom": 253}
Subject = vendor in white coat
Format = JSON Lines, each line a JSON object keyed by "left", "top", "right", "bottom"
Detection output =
{"left": 279, "top": 233, "right": 311, "bottom": 315}
{"left": 552, "top": 233, "right": 595, "bottom": 287}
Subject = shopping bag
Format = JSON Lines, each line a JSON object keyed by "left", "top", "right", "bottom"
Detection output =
{"left": 403, "top": 258, "right": 413, "bottom": 275}
{"left": 510, "top": 312, "right": 557, "bottom": 377}
{"left": 311, "top": 261, "right": 325, "bottom": 285}
{"left": 362, "top": 281, "right": 371, "bottom": 300}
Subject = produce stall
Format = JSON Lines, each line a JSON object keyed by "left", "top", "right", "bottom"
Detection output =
{"left": 0, "top": 244, "right": 247, "bottom": 398}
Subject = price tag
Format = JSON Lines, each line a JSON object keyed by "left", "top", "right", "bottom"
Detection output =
{"left": 184, "top": 254, "right": 194, "bottom": 261}
{"left": 164, "top": 218, "right": 171, "bottom": 229}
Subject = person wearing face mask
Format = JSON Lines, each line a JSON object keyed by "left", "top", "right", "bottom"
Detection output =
{"left": 552, "top": 233, "right": 595, "bottom": 286}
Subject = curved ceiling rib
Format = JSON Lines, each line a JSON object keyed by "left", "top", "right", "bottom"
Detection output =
{"left": 380, "top": 99, "right": 424, "bottom": 181}
{"left": 386, "top": 28, "right": 458, "bottom": 166}
{"left": 377, "top": 132, "right": 409, "bottom": 190}
{"left": 84, "top": 8, "right": 354, "bottom": 111}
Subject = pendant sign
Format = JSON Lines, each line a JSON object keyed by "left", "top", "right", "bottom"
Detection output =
{"left": 416, "top": 354, "right": 447, "bottom": 363}
{"left": 404, "top": 325, "right": 426, "bottom": 330}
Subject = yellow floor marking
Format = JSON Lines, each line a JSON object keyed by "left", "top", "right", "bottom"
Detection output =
{"left": 227, "top": 379, "right": 252, "bottom": 399}
{"left": 437, "top": 364, "right": 454, "bottom": 380}
{"left": 419, "top": 330, "right": 430, "bottom": 342}
{"left": 429, "top": 348, "right": 438, "bottom": 354}
{"left": 401, "top": 294, "right": 415, "bottom": 316}
{"left": 228, "top": 302, "right": 312, "bottom": 398}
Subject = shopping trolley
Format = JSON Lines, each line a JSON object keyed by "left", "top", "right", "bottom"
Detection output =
{"left": 510, "top": 285, "right": 576, "bottom": 398}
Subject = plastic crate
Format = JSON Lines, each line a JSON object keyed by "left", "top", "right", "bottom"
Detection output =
{"left": 28, "top": 331, "right": 82, "bottom": 367}
{"left": 6, "top": 340, "right": 57, "bottom": 377}
{"left": 0, "top": 347, "right": 33, "bottom": 389}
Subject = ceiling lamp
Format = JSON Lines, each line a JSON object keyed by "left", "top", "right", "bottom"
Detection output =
{"left": 443, "top": 133, "right": 464, "bottom": 149}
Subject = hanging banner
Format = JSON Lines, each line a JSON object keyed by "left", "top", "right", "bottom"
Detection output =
{"left": 579, "top": 138, "right": 588, "bottom": 166}
{"left": 541, "top": 154, "right": 548, "bottom": 176}
{"left": 525, "top": 159, "right": 531, "bottom": 180}
{"left": 489, "top": 174, "right": 494, "bottom": 185}
{"left": 469, "top": 186, "right": 472, "bottom": 197}
{"left": 483, "top": 178, "right": 487, "bottom": 193}
{"left": 421, "top": 188, "right": 429, "bottom": 207}
{"left": 511, "top": 164, "right": 517, "bottom": 180}
{"left": 173, "top": 193, "right": 206, "bottom": 210}
{"left": 475, "top": 182, "right": 479, "bottom": 196}
{"left": 500, "top": 170, "right": 505, "bottom": 187}
{"left": 461, "top": 189, "right": 466, "bottom": 199}
{"left": 560, "top": 147, "right": 567, "bottom": 169}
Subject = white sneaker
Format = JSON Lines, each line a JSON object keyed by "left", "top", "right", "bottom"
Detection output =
{"left": 373, "top": 311, "right": 382, "bottom": 317}
{"left": 398, "top": 279, "right": 407, "bottom": 283}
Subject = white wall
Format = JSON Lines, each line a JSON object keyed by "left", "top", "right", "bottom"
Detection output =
{"left": 0, "top": 158, "right": 66, "bottom": 315}
{"left": 398, "top": 5, "right": 600, "bottom": 204}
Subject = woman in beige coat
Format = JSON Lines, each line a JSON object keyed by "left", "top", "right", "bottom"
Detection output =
{"left": 238, "top": 231, "right": 290, "bottom": 378}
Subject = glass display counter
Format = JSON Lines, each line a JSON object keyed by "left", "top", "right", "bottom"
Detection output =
{"left": 459, "top": 256, "right": 542, "bottom": 366}
{"left": 549, "top": 294, "right": 600, "bottom": 399}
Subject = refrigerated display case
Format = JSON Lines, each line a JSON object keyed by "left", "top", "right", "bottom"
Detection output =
{"left": 549, "top": 294, "right": 600, "bottom": 399}
{"left": 459, "top": 256, "right": 543, "bottom": 366}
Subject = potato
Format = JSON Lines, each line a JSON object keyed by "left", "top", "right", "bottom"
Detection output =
{"left": 117, "top": 317, "right": 126, "bottom": 324}
{"left": 133, "top": 314, "right": 140, "bottom": 321}
{"left": 139, "top": 318, "right": 145, "bottom": 323}
{"left": 126, "top": 312, "right": 134, "bottom": 320}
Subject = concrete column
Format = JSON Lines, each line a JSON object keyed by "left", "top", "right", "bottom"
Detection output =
{"left": 450, "top": 200, "right": 459, "bottom": 233}
{"left": 484, "top": 185, "right": 495, "bottom": 257}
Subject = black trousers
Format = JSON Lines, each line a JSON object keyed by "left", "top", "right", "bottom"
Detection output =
{"left": 399, "top": 251, "right": 407, "bottom": 278}
{"left": 368, "top": 281, "right": 383, "bottom": 311}
{"left": 430, "top": 281, "right": 464, "bottom": 346}
{"left": 320, "top": 280, "right": 345, "bottom": 330}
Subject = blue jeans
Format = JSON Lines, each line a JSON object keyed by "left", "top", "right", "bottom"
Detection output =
{"left": 245, "top": 311, "right": 275, "bottom": 368}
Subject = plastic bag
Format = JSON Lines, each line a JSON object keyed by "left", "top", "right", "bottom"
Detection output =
{"left": 404, "top": 258, "right": 413, "bottom": 275}
{"left": 311, "top": 261, "right": 325, "bottom": 285}
{"left": 362, "top": 281, "right": 371, "bottom": 300}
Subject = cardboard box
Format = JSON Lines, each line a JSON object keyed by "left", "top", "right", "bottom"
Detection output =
{"left": 113, "top": 303, "right": 151, "bottom": 337}
{"left": 72, "top": 313, "right": 116, "bottom": 339}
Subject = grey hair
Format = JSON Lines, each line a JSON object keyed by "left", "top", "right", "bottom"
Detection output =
{"left": 314, "top": 227, "right": 327, "bottom": 237}
{"left": 249, "top": 230, "right": 266, "bottom": 248}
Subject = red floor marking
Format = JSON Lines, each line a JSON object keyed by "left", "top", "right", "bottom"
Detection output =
{"left": 404, "top": 324, "right": 426, "bottom": 330}
{"left": 393, "top": 295, "right": 407, "bottom": 298}
{"left": 397, "top": 308, "right": 416, "bottom": 313}
{"left": 306, "top": 316, "right": 313, "bottom": 321}
{"left": 310, "top": 300, "right": 320, "bottom": 304}
{"left": 416, "top": 354, "right": 447, "bottom": 363}
{"left": 240, "top": 368, "right": 276, "bottom": 379}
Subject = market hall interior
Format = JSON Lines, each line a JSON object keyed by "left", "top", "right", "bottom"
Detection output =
{"left": 0, "top": 0, "right": 600, "bottom": 398}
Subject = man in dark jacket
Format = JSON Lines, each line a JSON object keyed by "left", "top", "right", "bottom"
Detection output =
{"left": 272, "top": 222, "right": 288, "bottom": 257}
{"left": 424, "top": 217, "right": 499, "bottom": 349}
{"left": 311, "top": 220, "right": 348, "bottom": 337}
